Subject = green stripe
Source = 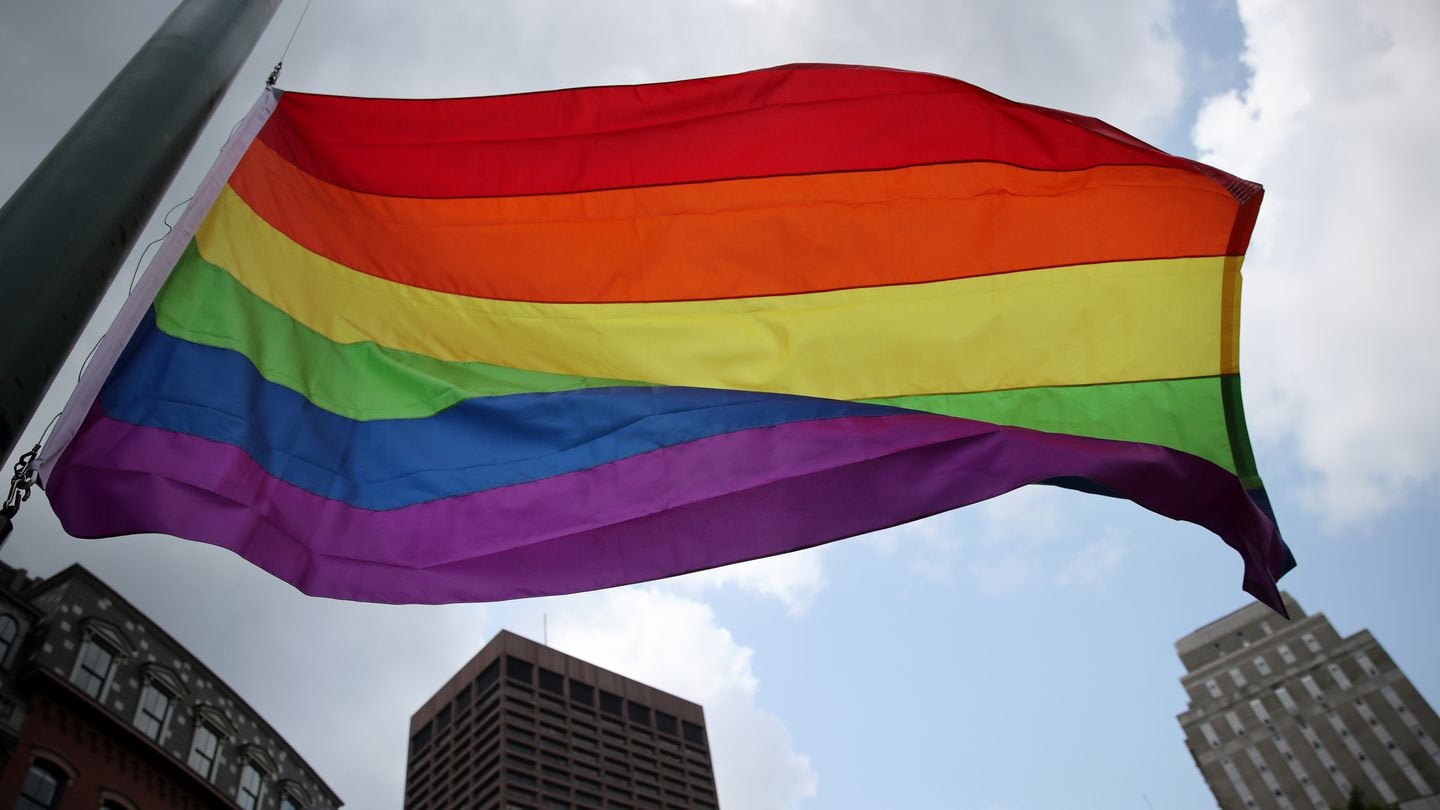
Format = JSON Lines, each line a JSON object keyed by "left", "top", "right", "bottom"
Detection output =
{"left": 1221, "top": 374, "right": 1264, "bottom": 489}
{"left": 156, "top": 241, "right": 1247, "bottom": 474}
{"left": 154, "top": 241, "right": 650, "bottom": 421}
{"left": 864, "top": 377, "right": 1240, "bottom": 474}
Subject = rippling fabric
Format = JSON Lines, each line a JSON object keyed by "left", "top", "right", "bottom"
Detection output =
{"left": 43, "top": 64, "right": 1291, "bottom": 608}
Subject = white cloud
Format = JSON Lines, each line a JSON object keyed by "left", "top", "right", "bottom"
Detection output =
{"left": 1053, "top": 530, "right": 1129, "bottom": 589}
{"left": 0, "top": 2, "right": 1196, "bottom": 808}
{"left": 282, "top": 0, "right": 1184, "bottom": 143}
{"left": 1193, "top": 0, "right": 1440, "bottom": 522}
{"left": 904, "top": 512, "right": 966, "bottom": 585}
{"left": 871, "top": 487, "right": 1131, "bottom": 596}
{"left": 546, "top": 588, "right": 818, "bottom": 810}
{"left": 674, "top": 549, "right": 828, "bottom": 616}
{"left": 966, "top": 488, "right": 1066, "bottom": 595}
{"left": 969, "top": 552, "right": 1043, "bottom": 597}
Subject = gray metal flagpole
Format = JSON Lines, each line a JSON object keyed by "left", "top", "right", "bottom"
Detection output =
{"left": 0, "top": 0, "right": 281, "bottom": 463}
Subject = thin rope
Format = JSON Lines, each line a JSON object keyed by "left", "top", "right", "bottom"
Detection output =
{"left": 71, "top": 96, "right": 247, "bottom": 386}
{"left": 128, "top": 195, "right": 192, "bottom": 293}
{"left": 269, "top": 0, "right": 316, "bottom": 86}
{"left": 281, "top": 0, "right": 315, "bottom": 64}
{"left": 75, "top": 337, "right": 102, "bottom": 383}
{"left": 35, "top": 411, "right": 61, "bottom": 449}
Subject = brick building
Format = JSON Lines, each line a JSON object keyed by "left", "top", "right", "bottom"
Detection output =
{"left": 1177, "top": 593, "right": 1440, "bottom": 808}
{"left": 405, "top": 630, "right": 718, "bottom": 810}
{"left": 0, "top": 562, "right": 340, "bottom": 810}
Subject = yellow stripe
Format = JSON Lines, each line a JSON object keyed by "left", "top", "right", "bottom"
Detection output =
{"left": 1221, "top": 255, "right": 1243, "bottom": 375}
{"left": 195, "top": 187, "right": 1231, "bottom": 401}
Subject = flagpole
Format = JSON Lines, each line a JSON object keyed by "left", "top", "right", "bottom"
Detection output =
{"left": 0, "top": 0, "right": 281, "bottom": 460}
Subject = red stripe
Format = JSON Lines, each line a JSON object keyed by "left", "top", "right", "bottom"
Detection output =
{"left": 259, "top": 64, "right": 1244, "bottom": 199}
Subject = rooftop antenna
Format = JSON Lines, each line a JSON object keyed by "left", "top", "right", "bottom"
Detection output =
{"left": 1142, "top": 793, "right": 1156, "bottom": 810}
{"left": 543, "top": 613, "right": 549, "bottom": 646}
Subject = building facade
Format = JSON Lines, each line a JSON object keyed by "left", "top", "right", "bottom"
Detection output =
{"left": 0, "top": 562, "right": 340, "bottom": 810}
{"left": 1177, "top": 593, "right": 1440, "bottom": 809}
{"left": 405, "top": 630, "right": 718, "bottom": 810}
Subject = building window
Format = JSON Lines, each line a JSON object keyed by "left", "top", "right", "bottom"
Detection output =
{"left": 1277, "top": 644, "right": 1296, "bottom": 665}
{"left": 539, "top": 667, "right": 565, "bottom": 695}
{"left": 278, "top": 782, "right": 308, "bottom": 810}
{"left": 570, "top": 681, "right": 594, "bottom": 707}
{"left": 476, "top": 659, "right": 500, "bottom": 695}
{"left": 1249, "top": 698, "right": 1272, "bottom": 726}
{"left": 1355, "top": 652, "right": 1380, "bottom": 677}
{"left": 1230, "top": 667, "right": 1248, "bottom": 687}
{"left": 1226, "top": 711, "right": 1246, "bottom": 737}
{"left": 600, "top": 690, "right": 623, "bottom": 717}
{"left": 1200, "top": 722, "right": 1222, "bottom": 748}
{"left": 506, "top": 656, "right": 533, "bottom": 684}
{"left": 1301, "top": 632, "right": 1321, "bottom": 654}
{"left": 188, "top": 723, "right": 221, "bottom": 778}
{"left": 134, "top": 682, "right": 173, "bottom": 740}
{"left": 237, "top": 763, "right": 264, "bottom": 809}
{"left": 1205, "top": 679, "right": 1223, "bottom": 699}
{"left": 410, "top": 721, "right": 432, "bottom": 754}
{"left": 1253, "top": 656, "right": 1271, "bottom": 677}
{"left": 72, "top": 638, "right": 115, "bottom": 699}
{"left": 0, "top": 614, "right": 18, "bottom": 666}
{"left": 1274, "top": 687, "right": 1300, "bottom": 714}
{"left": 15, "top": 760, "right": 66, "bottom": 810}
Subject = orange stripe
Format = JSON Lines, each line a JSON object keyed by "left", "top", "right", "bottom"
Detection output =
{"left": 231, "top": 140, "right": 1241, "bottom": 303}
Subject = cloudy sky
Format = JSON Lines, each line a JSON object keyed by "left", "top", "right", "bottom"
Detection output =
{"left": 1, "top": 1, "right": 1437, "bottom": 808}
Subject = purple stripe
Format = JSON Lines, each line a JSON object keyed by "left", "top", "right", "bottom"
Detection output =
{"left": 46, "top": 406, "right": 1289, "bottom": 610}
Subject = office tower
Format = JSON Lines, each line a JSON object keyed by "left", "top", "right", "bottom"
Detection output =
{"left": 405, "top": 630, "right": 719, "bottom": 810}
{"left": 0, "top": 562, "right": 340, "bottom": 809}
{"left": 1176, "top": 593, "right": 1440, "bottom": 809}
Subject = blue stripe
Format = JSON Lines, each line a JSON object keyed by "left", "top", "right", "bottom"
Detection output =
{"left": 100, "top": 314, "right": 894, "bottom": 510}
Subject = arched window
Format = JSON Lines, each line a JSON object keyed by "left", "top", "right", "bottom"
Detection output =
{"left": 69, "top": 618, "right": 135, "bottom": 701}
{"left": 277, "top": 780, "right": 310, "bottom": 810}
{"left": 187, "top": 722, "right": 221, "bottom": 779}
{"left": 237, "top": 762, "right": 264, "bottom": 809}
{"left": 14, "top": 759, "right": 66, "bottom": 810}
{"left": 134, "top": 680, "right": 173, "bottom": 740}
{"left": 0, "top": 614, "right": 18, "bottom": 666}
{"left": 236, "top": 745, "right": 276, "bottom": 809}
{"left": 71, "top": 638, "right": 116, "bottom": 699}
{"left": 186, "top": 705, "right": 236, "bottom": 782}
{"left": 133, "top": 663, "right": 186, "bottom": 741}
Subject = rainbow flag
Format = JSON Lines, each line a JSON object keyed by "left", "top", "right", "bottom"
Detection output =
{"left": 38, "top": 65, "right": 1292, "bottom": 607}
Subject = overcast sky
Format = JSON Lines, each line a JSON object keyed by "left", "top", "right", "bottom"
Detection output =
{"left": 1, "top": 1, "right": 1438, "bottom": 808}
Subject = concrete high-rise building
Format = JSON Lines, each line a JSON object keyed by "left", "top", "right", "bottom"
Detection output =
{"left": 405, "top": 630, "right": 718, "bottom": 810}
{"left": 0, "top": 561, "right": 340, "bottom": 809}
{"left": 1176, "top": 593, "right": 1440, "bottom": 809}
